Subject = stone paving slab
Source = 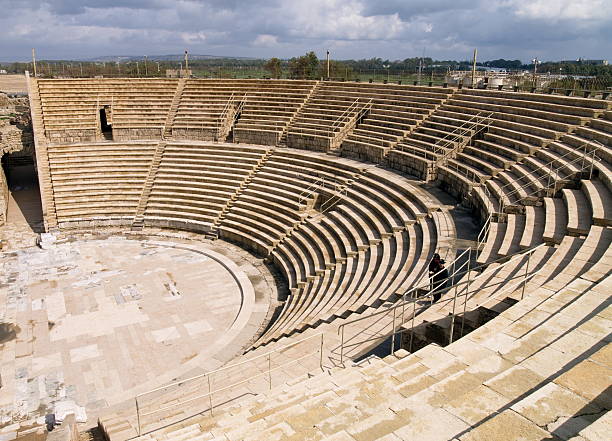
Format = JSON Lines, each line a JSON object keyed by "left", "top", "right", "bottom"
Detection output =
{"left": 0, "top": 234, "right": 272, "bottom": 430}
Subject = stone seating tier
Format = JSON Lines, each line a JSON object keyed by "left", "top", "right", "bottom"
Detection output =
{"left": 102, "top": 218, "right": 610, "bottom": 441}
{"left": 36, "top": 78, "right": 181, "bottom": 142}
{"left": 27, "top": 81, "right": 612, "bottom": 441}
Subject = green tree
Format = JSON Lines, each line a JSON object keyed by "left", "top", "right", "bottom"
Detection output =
{"left": 288, "top": 51, "right": 319, "bottom": 79}
{"left": 264, "top": 57, "right": 282, "bottom": 78}
{"left": 318, "top": 60, "right": 353, "bottom": 79}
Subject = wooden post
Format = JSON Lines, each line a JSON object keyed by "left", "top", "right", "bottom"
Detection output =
{"left": 471, "top": 48, "right": 477, "bottom": 88}
{"left": 32, "top": 48, "right": 37, "bottom": 77}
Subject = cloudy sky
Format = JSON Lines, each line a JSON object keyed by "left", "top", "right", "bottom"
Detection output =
{"left": 1, "top": 0, "right": 611, "bottom": 62}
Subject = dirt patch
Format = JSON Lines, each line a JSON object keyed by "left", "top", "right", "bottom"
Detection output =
{"left": 0, "top": 322, "right": 20, "bottom": 343}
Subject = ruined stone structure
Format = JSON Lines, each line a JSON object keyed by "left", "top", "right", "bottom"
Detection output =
{"left": 0, "top": 157, "right": 7, "bottom": 226}
{"left": 2, "top": 77, "right": 609, "bottom": 440}
{"left": 0, "top": 93, "right": 34, "bottom": 225}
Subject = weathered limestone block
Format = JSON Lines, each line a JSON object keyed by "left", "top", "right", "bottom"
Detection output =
{"left": 171, "top": 128, "right": 216, "bottom": 141}
{"left": 233, "top": 129, "right": 279, "bottom": 146}
{"left": 0, "top": 164, "right": 8, "bottom": 227}
{"left": 340, "top": 140, "right": 387, "bottom": 164}
{"left": 47, "top": 129, "right": 96, "bottom": 144}
{"left": 286, "top": 133, "right": 330, "bottom": 152}
{"left": 0, "top": 96, "right": 33, "bottom": 155}
{"left": 437, "top": 168, "right": 473, "bottom": 200}
{"left": 387, "top": 150, "right": 433, "bottom": 181}
{"left": 113, "top": 128, "right": 162, "bottom": 141}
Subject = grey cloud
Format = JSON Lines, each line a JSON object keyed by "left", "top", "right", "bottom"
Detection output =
{"left": 362, "top": 0, "right": 478, "bottom": 19}
{"left": 44, "top": 0, "right": 168, "bottom": 15}
{"left": 0, "top": 0, "right": 609, "bottom": 62}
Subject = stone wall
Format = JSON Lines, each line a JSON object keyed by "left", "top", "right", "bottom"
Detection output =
{"left": 386, "top": 150, "right": 435, "bottom": 181}
{"left": 47, "top": 128, "right": 96, "bottom": 144}
{"left": 0, "top": 161, "right": 7, "bottom": 226}
{"left": 0, "top": 94, "right": 34, "bottom": 227}
{"left": 0, "top": 94, "right": 34, "bottom": 156}
{"left": 233, "top": 128, "right": 280, "bottom": 146}
{"left": 170, "top": 127, "right": 217, "bottom": 141}
{"left": 113, "top": 127, "right": 163, "bottom": 141}
{"left": 286, "top": 133, "right": 330, "bottom": 152}
{"left": 340, "top": 140, "right": 387, "bottom": 164}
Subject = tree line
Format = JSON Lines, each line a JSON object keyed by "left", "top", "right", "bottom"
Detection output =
{"left": 2, "top": 53, "right": 610, "bottom": 83}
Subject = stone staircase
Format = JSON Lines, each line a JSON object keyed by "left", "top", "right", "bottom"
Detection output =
{"left": 131, "top": 141, "right": 167, "bottom": 230}
{"left": 213, "top": 148, "right": 275, "bottom": 226}
{"left": 162, "top": 78, "right": 186, "bottom": 140}
{"left": 101, "top": 269, "right": 610, "bottom": 441}
{"left": 277, "top": 81, "right": 321, "bottom": 147}
{"left": 26, "top": 75, "right": 59, "bottom": 232}
{"left": 329, "top": 100, "right": 373, "bottom": 152}
{"left": 216, "top": 95, "right": 245, "bottom": 142}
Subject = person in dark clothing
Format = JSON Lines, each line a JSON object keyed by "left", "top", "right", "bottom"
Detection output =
{"left": 429, "top": 253, "right": 448, "bottom": 302}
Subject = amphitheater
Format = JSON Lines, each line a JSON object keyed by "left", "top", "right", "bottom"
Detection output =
{"left": 0, "top": 74, "right": 610, "bottom": 440}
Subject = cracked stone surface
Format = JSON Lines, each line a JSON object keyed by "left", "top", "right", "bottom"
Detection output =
{"left": 0, "top": 236, "right": 269, "bottom": 429}
{"left": 511, "top": 382, "right": 603, "bottom": 439}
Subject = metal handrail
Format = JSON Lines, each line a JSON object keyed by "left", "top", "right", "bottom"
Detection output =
{"left": 285, "top": 97, "right": 372, "bottom": 146}
{"left": 135, "top": 332, "right": 324, "bottom": 436}
{"left": 214, "top": 93, "right": 236, "bottom": 138}
{"left": 396, "top": 111, "right": 493, "bottom": 177}
{"left": 329, "top": 98, "right": 372, "bottom": 147}
{"left": 218, "top": 92, "right": 235, "bottom": 123}
{"left": 496, "top": 141, "right": 601, "bottom": 216}
{"left": 477, "top": 213, "right": 493, "bottom": 250}
{"left": 298, "top": 175, "right": 326, "bottom": 205}
{"left": 235, "top": 94, "right": 247, "bottom": 117}
{"left": 498, "top": 140, "right": 600, "bottom": 196}
{"left": 405, "top": 182, "right": 495, "bottom": 309}
{"left": 330, "top": 98, "right": 361, "bottom": 134}
{"left": 320, "top": 183, "right": 349, "bottom": 213}
{"left": 436, "top": 112, "right": 494, "bottom": 164}
{"left": 431, "top": 111, "right": 494, "bottom": 156}
{"left": 337, "top": 243, "right": 545, "bottom": 364}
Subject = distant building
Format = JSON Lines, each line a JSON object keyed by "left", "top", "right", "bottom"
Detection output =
{"left": 585, "top": 60, "right": 608, "bottom": 66}
{"left": 166, "top": 69, "right": 192, "bottom": 78}
{"left": 560, "top": 59, "right": 608, "bottom": 66}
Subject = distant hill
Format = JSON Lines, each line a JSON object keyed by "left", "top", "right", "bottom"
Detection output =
{"left": 84, "top": 54, "right": 258, "bottom": 63}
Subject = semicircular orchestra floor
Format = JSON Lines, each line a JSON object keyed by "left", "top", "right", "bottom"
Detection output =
{"left": 0, "top": 236, "right": 271, "bottom": 425}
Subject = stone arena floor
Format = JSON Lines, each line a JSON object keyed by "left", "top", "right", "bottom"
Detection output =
{"left": 0, "top": 189, "right": 274, "bottom": 430}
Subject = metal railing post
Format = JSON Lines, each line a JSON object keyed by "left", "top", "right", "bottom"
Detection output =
{"left": 409, "top": 298, "right": 416, "bottom": 352}
{"left": 589, "top": 144, "right": 596, "bottom": 180}
{"left": 340, "top": 326, "right": 345, "bottom": 365}
{"left": 268, "top": 354, "right": 272, "bottom": 390}
{"left": 319, "top": 334, "right": 324, "bottom": 369}
{"left": 391, "top": 306, "right": 397, "bottom": 355}
{"left": 546, "top": 160, "right": 553, "bottom": 196}
{"left": 135, "top": 397, "right": 141, "bottom": 436}
{"left": 207, "top": 375, "right": 213, "bottom": 416}
{"left": 460, "top": 249, "right": 472, "bottom": 337}
{"left": 521, "top": 251, "right": 532, "bottom": 300}
{"left": 448, "top": 273, "right": 460, "bottom": 345}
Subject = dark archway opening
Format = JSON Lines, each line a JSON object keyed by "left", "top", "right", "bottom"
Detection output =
{"left": 1, "top": 153, "right": 44, "bottom": 232}
{"left": 99, "top": 106, "right": 113, "bottom": 140}
{"left": 2, "top": 153, "right": 36, "bottom": 190}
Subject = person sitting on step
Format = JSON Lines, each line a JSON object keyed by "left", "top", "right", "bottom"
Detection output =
{"left": 428, "top": 253, "right": 448, "bottom": 302}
